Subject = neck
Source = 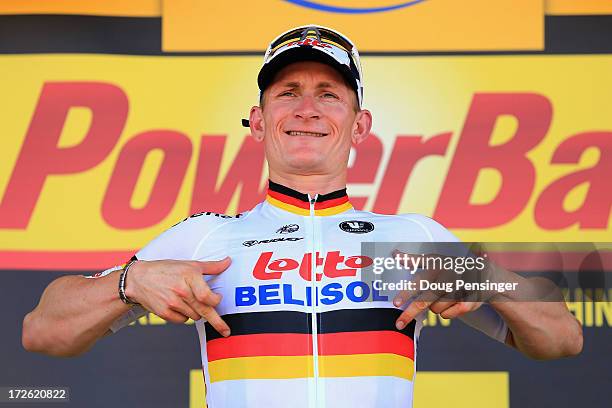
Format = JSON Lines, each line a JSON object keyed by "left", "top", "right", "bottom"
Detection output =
{"left": 268, "top": 170, "right": 347, "bottom": 197}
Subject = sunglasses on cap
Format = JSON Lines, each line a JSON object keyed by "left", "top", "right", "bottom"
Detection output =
{"left": 243, "top": 25, "right": 364, "bottom": 127}
{"left": 267, "top": 25, "right": 359, "bottom": 68}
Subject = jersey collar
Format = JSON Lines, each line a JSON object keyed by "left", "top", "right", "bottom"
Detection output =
{"left": 266, "top": 180, "right": 353, "bottom": 216}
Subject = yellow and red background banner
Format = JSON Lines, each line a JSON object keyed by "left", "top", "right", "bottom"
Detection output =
{"left": 0, "top": 55, "right": 610, "bottom": 269}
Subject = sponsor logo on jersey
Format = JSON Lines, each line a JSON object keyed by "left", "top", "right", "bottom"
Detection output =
{"left": 276, "top": 224, "right": 299, "bottom": 234}
{"left": 236, "top": 251, "right": 384, "bottom": 306}
{"left": 235, "top": 281, "right": 389, "bottom": 307}
{"left": 252, "top": 250, "right": 373, "bottom": 281}
{"left": 191, "top": 211, "right": 243, "bottom": 219}
{"left": 339, "top": 220, "right": 375, "bottom": 234}
{"left": 171, "top": 211, "right": 244, "bottom": 227}
{"left": 243, "top": 237, "right": 304, "bottom": 247}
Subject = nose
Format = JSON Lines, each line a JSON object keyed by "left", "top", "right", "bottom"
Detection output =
{"left": 294, "top": 95, "right": 320, "bottom": 120}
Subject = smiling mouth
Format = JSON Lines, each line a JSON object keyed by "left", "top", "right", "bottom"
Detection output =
{"left": 285, "top": 130, "right": 329, "bottom": 137}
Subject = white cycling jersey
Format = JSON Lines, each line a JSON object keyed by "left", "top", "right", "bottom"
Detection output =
{"left": 105, "top": 181, "right": 508, "bottom": 408}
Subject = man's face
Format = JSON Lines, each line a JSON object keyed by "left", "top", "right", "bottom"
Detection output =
{"left": 250, "top": 61, "right": 371, "bottom": 178}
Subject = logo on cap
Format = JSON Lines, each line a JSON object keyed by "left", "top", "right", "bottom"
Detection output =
{"left": 288, "top": 38, "right": 332, "bottom": 49}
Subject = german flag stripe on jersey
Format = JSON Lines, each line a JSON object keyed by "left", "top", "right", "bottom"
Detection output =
{"left": 207, "top": 331, "right": 414, "bottom": 361}
{"left": 204, "top": 308, "right": 416, "bottom": 382}
{"left": 266, "top": 180, "right": 353, "bottom": 216}
{"left": 204, "top": 308, "right": 416, "bottom": 340}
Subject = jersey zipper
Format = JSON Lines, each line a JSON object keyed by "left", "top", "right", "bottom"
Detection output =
{"left": 308, "top": 194, "right": 321, "bottom": 408}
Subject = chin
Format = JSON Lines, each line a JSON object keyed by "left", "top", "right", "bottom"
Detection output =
{"left": 285, "top": 152, "right": 326, "bottom": 172}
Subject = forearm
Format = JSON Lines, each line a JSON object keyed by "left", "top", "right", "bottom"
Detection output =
{"left": 489, "top": 269, "right": 583, "bottom": 359}
{"left": 22, "top": 271, "right": 132, "bottom": 357}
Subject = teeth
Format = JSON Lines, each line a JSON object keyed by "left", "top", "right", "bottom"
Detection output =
{"left": 287, "top": 131, "right": 326, "bottom": 137}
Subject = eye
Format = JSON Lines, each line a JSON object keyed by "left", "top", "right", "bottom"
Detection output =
{"left": 322, "top": 92, "right": 339, "bottom": 99}
{"left": 279, "top": 91, "right": 295, "bottom": 97}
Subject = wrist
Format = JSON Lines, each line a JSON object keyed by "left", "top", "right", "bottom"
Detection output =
{"left": 119, "top": 259, "right": 141, "bottom": 305}
{"left": 124, "top": 260, "right": 141, "bottom": 300}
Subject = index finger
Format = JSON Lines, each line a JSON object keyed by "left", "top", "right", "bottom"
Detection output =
{"left": 395, "top": 291, "right": 441, "bottom": 330}
{"left": 202, "top": 306, "right": 231, "bottom": 337}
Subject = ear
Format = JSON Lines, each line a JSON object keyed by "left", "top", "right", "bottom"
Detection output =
{"left": 249, "top": 106, "right": 265, "bottom": 142}
{"left": 351, "top": 109, "right": 372, "bottom": 145}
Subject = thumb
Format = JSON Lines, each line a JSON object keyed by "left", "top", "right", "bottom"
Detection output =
{"left": 196, "top": 257, "right": 231, "bottom": 275}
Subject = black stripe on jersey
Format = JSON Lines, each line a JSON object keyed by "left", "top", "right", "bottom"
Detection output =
{"left": 204, "top": 308, "right": 416, "bottom": 341}
{"left": 317, "top": 308, "right": 416, "bottom": 336}
{"left": 205, "top": 311, "right": 311, "bottom": 341}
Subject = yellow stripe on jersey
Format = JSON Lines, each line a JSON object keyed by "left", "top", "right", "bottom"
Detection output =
{"left": 314, "top": 201, "right": 353, "bottom": 216}
{"left": 208, "top": 354, "right": 413, "bottom": 382}
{"left": 320, "top": 354, "right": 414, "bottom": 380}
{"left": 209, "top": 355, "right": 315, "bottom": 382}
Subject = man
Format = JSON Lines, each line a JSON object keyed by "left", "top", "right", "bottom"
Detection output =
{"left": 22, "top": 25, "right": 582, "bottom": 407}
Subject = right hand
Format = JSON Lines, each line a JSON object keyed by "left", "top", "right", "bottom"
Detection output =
{"left": 125, "top": 258, "right": 231, "bottom": 337}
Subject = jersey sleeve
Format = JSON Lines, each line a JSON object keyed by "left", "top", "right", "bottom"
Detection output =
{"left": 397, "top": 213, "right": 461, "bottom": 242}
{"left": 391, "top": 213, "right": 462, "bottom": 261}
{"left": 398, "top": 213, "right": 509, "bottom": 343}
{"left": 108, "top": 213, "right": 228, "bottom": 332}
{"left": 135, "top": 213, "right": 226, "bottom": 261}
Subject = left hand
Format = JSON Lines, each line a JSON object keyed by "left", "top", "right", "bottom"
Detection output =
{"left": 389, "top": 250, "right": 484, "bottom": 330}
{"left": 393, "top": 295, "right": 483, "bottom": 330}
